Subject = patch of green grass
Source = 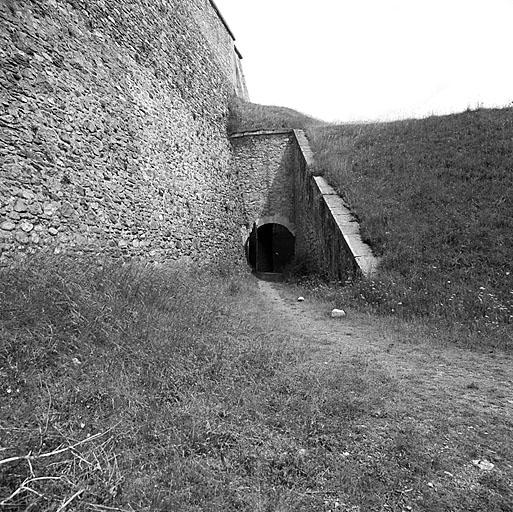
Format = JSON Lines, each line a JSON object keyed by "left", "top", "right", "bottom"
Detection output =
{"left": 227, "top": 96, "right": 325, "bottom": 134}
{"left": 306, "top": 107, "right": 513, "bottom": 345}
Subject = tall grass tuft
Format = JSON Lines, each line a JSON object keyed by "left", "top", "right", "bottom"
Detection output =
{"left": 0, "top": 255, "right": 294, "bottom": 510}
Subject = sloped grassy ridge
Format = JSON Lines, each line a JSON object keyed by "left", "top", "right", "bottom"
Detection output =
{"left": 306, "top": 107, "right": 513, "bottom": 342}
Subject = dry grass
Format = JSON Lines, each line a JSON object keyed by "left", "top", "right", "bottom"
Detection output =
{"left": 1, "top": 255, "right": 299, "bottom": 510}
{"left": 2, "top": 255, "right": 513, "bottom": 510}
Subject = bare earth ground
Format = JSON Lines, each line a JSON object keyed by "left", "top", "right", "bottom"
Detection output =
{"left": 256, "top": 279, "right": 513, "bottom": 510}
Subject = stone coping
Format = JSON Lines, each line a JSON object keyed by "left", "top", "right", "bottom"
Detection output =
{"left": 294, "top": 130, "right": 380, "bottom": 278}
{"left": 292, "top": 129, "right": 315, "bottom": 167}
{"left": 209, "top": 0, "right": 237, "bottom": 42}
{"left": 230, "top": 129, "right": 294, "bottom": 139}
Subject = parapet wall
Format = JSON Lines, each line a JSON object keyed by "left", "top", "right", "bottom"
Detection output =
{"left": 294, "top": 130, "right": 378, "bottom": 279}
{"left": 0, "top": 0, "right": 246, "bottom": 265}
{"left": 189, "top": 0, "right": 249, "bottom": 100}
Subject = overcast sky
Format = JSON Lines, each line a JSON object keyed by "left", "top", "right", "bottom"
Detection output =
{"left": 214, "top": 0, "right": 513, "bottom": 123}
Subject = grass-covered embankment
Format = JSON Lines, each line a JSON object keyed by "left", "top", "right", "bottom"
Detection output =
{"left": 306, "top": 107, "right": 513, "bottom": 345}
{"left": 227, "top": 97, "right": 323, "bottom": 134}
{"left": 228, "top": 98, "right": 512, "bottom": 345}
{"left": 2, "top": 257, "right": 513, "bottom": 510}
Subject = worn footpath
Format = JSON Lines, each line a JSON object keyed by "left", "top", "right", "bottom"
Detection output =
{"left": 256, "top": 278, "right": 513, "bottom": 508}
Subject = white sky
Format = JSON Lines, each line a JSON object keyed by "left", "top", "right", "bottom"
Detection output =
{"left": 214, "top": 0, "right": 513, "bottom": 123}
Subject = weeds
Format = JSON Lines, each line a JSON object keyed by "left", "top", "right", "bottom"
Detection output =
{"left": 0, "top": 255, "right": 276, "bottom": 510}
{"left": 2, "top": 254, "right": 512, "bottom": 510}
{"left": 0, "top": 255, "right": 331, "bottom": 510}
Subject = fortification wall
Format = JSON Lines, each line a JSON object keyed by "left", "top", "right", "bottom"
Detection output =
{"left": 189, "top": 0, "right": 249, "bottom": 100}
{"left": 230, "top": 131, "right": 296, "bottom": 242}
{"left": 0, "top": 0, "right": 246, "bottom": 265}
{"left": 231, "top": 130, "right": 378, "bottom": 279}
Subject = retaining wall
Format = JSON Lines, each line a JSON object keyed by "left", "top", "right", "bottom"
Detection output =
{"left": 293, "top": 130, "right": 378, "bottom": 279}
{"left": 231, "top": 129, "right": 378, "bottom": 279}
{"left": 230, "top": 131, "right": 296, "bottom": 243}
{"left": 0, "top": 0, "right": 247, "bottom": 266}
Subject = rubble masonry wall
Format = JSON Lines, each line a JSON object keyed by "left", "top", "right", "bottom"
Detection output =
{"left": 0, "top": 0, "right": 247, "bottom": 265}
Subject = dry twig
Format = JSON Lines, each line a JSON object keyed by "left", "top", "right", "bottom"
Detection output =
{"left": 0, "top": 476, "right": 62, "bottom": 505}
{"left": 56, "top": 489, "right": 85, "bottom": 512}
{"left": 0, "top": 425, "right": 117, "bottom": 467}
{"left": 86, "top": 504, "right": 133, "bottom": 512}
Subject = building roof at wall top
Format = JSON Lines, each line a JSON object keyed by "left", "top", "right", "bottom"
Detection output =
{"left": 209, "top": 0, "right": 236, "bottom": 41}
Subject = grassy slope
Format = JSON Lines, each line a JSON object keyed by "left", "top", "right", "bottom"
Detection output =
{"left": 3, "top": 256, "right": 513, "bottom": 511}
{"left": 306, "top": 108, "right": 513, "bottom": 342}
{"left": 227, "top": 96, "right": 324, "bottom": 134}
{"left": 229, "top": 98, "right": 512, "bottom": 342}
{"left": 0, "top": 256, "right": 303, "bottom": 510}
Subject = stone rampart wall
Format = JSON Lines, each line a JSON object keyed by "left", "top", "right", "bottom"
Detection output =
{"left": 0, "top": 0, "right": 246, "bottom": 265}
{"left": 189, "top": 0, "right": 249, "bottom": 100}
{"left": 230, "top": 129, "right": 378, "bottom": 279}
{"left": 230, "top": 131, "right": 296, "bottom": 242}
{"left": 293, "top": 130, "right": 378, "bottom": 279}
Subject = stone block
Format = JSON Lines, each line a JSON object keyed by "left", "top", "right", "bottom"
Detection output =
{"left": 14, "top": 199, "right": 27, "bottom": 212}
{"left": 1, "top": 221, "right": 16, "bottom": 231}
{"left": 343, "top": 234, "right": 375, "bottom": 258}
{"left": 19, "top": 221, "right": 34, "bottom": 232}
{"left": 355, "top": 255, "right": 380, "bottom": 277}
{"left": 314, "top": 176, "right": 338, "bottom": 196}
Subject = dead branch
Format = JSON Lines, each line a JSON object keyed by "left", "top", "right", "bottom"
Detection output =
{"left": 0, "top": 424, "right": 118, "bottom": 467}
{"left": 0, "top": 476, "right": 62, "bottom": 505}
{"left": 56, "top": 489, "right": 84, "bottom": 512}
{"left": 86, "top": 504, "right": 133, "bottom": 512}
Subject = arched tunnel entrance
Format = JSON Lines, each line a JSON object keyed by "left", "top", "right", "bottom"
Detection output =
{"left": 246, "top": 223, "right": 295, "bottom": 274}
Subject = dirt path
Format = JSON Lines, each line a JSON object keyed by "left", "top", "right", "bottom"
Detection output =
{"left": 258, "top": 279, "right": 513, "bottom": 404}
{"left": 257, "top": 279, "right": 513, "bottom": 466}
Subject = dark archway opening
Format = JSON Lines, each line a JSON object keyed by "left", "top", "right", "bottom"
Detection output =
{"left": 245, "top": 223, "right": 295, "bottom": 274}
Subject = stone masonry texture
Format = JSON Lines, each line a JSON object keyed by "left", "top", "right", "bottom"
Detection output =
{"left": 231, "top": 129, "right": 378, "bottom": 280}
{"left": 230, "top": 131, "right": 296, "bottom": 242}
{"left": 190, "top": 0, "right": 249, "bottom": 100}
{"left": 293, "top": 130, "right": 377, "bottom": 279}
{"left": 0, "top": 0, "right": 247, "bottom": 265}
